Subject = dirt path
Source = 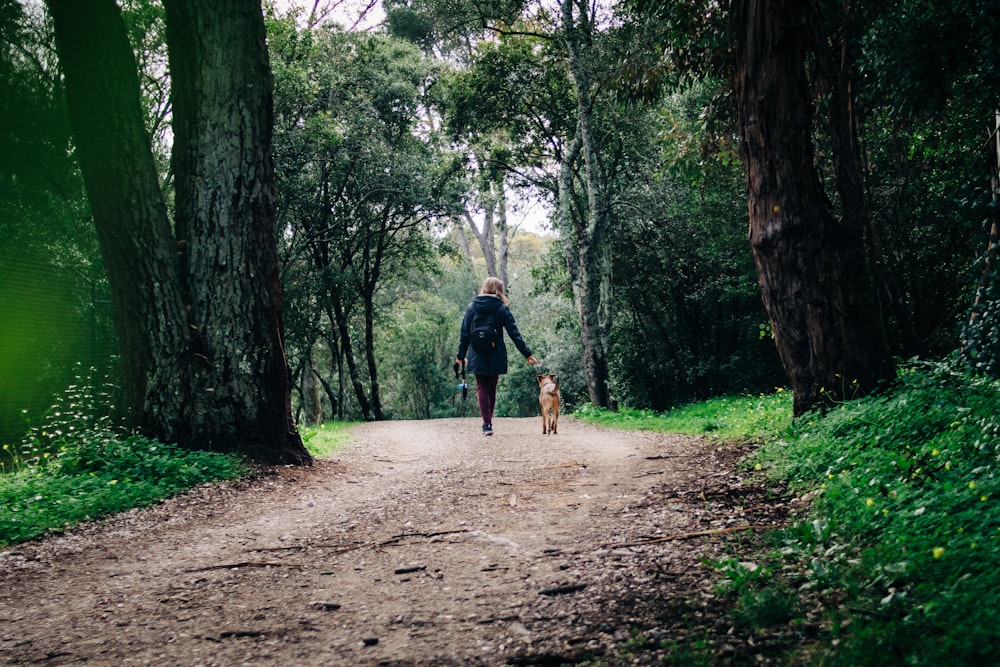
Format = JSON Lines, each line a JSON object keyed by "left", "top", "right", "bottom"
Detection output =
{"left": 0, "top": 417, "right": 784, "bottom": 666}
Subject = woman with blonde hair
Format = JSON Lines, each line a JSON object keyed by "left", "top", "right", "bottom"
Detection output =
{"left": 456, "top": 277, "right": 539, "bottom": 435}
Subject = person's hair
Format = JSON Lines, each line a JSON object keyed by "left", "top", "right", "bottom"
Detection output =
{"left": 479, "top": 276, "right": 509, "bottom": 305}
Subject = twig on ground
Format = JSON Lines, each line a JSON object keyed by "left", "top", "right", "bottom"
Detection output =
{"left": 539, "top": 583, "right": 587, "bottom": 596}
{"left": 183, "top": 561, "right": 287, "bottom": 572}
{"left": 249, "top": 529, "right": 472, "bottom": 557}
{"left": 388, "top": 529, "right": 470, "bottom": 540}
{"left": 607, "top": 524, "right": 787, "bottom": 549}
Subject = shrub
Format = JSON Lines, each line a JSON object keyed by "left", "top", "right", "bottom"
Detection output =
{"left": 0, "top": 374, "right": 248, "bottom": 547}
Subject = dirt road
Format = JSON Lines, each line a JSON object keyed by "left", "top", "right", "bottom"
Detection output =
{"left": 0, "top": 417, "right": 781, "bottom": 665}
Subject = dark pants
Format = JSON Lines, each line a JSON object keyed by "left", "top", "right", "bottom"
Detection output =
{"left": 475, "top": 374, "right": 499, "bottom": 426}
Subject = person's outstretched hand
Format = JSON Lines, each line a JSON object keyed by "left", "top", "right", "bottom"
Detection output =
{"left": 526, "top": 355, "right": 540, "bottom": 366}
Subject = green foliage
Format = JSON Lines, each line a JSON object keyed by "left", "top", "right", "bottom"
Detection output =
{"left": 269, "top": 11, "right": 464, "bottom": 421}
{"left": 3, "top": 367, "right": 119, "bottom": 472}
{"left": 753, "top": 360, "right": 1000, "bottom": 665}
{"left": 609, "top": 81, "right": 785, "bottom": 410}
{"left": 377, "top": 292, "right": 464, "bottom": 420}
{"left": 442, "top": 32, "right": 575, "bottom": 167}
{"left": 708, "top": 556, "right": 800, "bottom": 630}
{"left": 582, "top": 363, "right": 1000, "bottom": 663}
{"left": 0, "top": 374, "right": 247, "bottom": 547}
{"left": 0, "top": 436, "right": 247, "bottom": 548}
{"left": 574, "top": 390, "right": 792, "bottom": 442}
{"left": 0, "top": 4, "right": 115, "bottom": 444}
{"left": 0, "top": 376, "right": 362, "bottom": 549}
{"left": 300, "top": 420, "right": 357, "bottom": 459}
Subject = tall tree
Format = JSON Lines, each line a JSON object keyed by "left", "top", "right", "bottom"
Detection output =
{"left": 557, "top": 0, "right": 614, "bottom": 407}
{"left": 730, "top": 0, "right": 895, "bottom": 416}
{"left": 271, "top": 19, "right": 452, "bottom": 421}
{"left": 47, "top": 0, "right": 311, "bottom": 464}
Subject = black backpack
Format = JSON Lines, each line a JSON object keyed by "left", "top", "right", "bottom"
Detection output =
{"left": 470, "top": 310, "right": 501, "bottom": 353}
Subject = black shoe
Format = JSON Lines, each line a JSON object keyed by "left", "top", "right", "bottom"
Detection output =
{"left": 483, "top": 423, "right": 493, "bottom": 436}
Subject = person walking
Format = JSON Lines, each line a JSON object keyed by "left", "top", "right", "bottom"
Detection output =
{"left": 456, "top": 277, "right": 539, "bottom": 435}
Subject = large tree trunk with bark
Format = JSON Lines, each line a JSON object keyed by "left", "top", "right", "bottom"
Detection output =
{"left": 48, "top": 0, "right": 311, "bottom": 464}
{"left": 731, "top": 0, "right": 894, "bottom": 416}
{"left": 47, "top": 0, "right": 186, "bottom": 427}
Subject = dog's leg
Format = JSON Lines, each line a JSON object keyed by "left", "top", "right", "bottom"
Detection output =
{"left": 552, "top": 401, "right": 558, "bottom": 435}
{"left": 540, "top": 404, "right": 547, "bottom": 434}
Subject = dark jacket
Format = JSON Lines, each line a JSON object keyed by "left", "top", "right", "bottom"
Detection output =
{"left": 457, "top": 295, "right": 532, "bottom": 376}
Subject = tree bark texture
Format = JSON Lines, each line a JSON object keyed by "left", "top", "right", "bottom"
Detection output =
{"left": 731, "top": 0, "right": 894, "bottom": 416}
{"left": 560, "top": 0, "right": 613, "bottom": 408}
{"left": 49, "top": 0, "right": 311, "bottom": 464}
{"left": 496, "top": 180, "right": 510, "bottom": 287}
{"left": 47, "top": 0, "right": 188, "bottom": 427}
{"left": 961, "top": 110, "right": 1000, "bottom": 374}
{"left": 160, "top": 0, "right": 309, "bottom": 463}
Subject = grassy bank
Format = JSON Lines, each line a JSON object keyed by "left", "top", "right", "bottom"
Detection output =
{"left": 577, "top": 360, "right": 1000, "bottom": 665}
{"left": 0, "top": 406, "right": 357, "bottom": 548}
{"left": 574, "top": 389, "right": 793, "bottom": 442}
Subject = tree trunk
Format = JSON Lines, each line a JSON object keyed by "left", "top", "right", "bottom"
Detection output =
{"left": 731, "top": 0, "right": 894, "bottom": 416}
{"left": 460, "top": 174, "right": 511, "bottom": 282}
{"left": 49, "top": 0, "right": 311, "bottom": 464}
{"left": 47, "top": 0, "right": 186, "bottom": 428}
{"left": 463, "top": 208, "right": 497, "bottom": 277}
{"left": 496, "top": 184, "right": 510, "bottom": 287}
{"left": 561, "top": 0, "right": 613, "bottom": 408}
{"left": 363, "top": 290, "right": 384, "bottom": 421}
{"left": 301, "top": 350, "right": 323, "bottom": 425}
{"left": 331, "top": 301, "right": 374, "bottom": 420}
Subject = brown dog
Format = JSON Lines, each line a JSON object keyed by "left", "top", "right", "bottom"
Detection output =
{"left": 537, "top": 374, "right": 560, "bottom": 435}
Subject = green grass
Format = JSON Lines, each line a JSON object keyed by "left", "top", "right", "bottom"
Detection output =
{"left": 574, "top": 389, "right": 793, "bottom": 441}
{"left": 753, "top": 361, "right": 1000, "bottom": 666}
{"left": 300, "top": 420, "right": 358, "bottom": 458}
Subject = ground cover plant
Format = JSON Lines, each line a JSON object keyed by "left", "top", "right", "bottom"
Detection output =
{"left": 299, "top": 420, "right": 358, "bottom": 459}
{"left": 754, "top": 360, "right": 1000, "bottom": 665}
{"left": 578, "top": 361, "right": 1000, "bottom": 664}
{"left": 0, "top": 377, "right": 355, "bottom": 548}
{"left": 0, "top": 378, "right": 250, "bottom": 547}
{"left": 0, "top": 435, "right": 248, "bottom": 548}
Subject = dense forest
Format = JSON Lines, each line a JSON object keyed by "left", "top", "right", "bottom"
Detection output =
{"left": 0, "top": 0, "right": 997, "bottom": 459}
